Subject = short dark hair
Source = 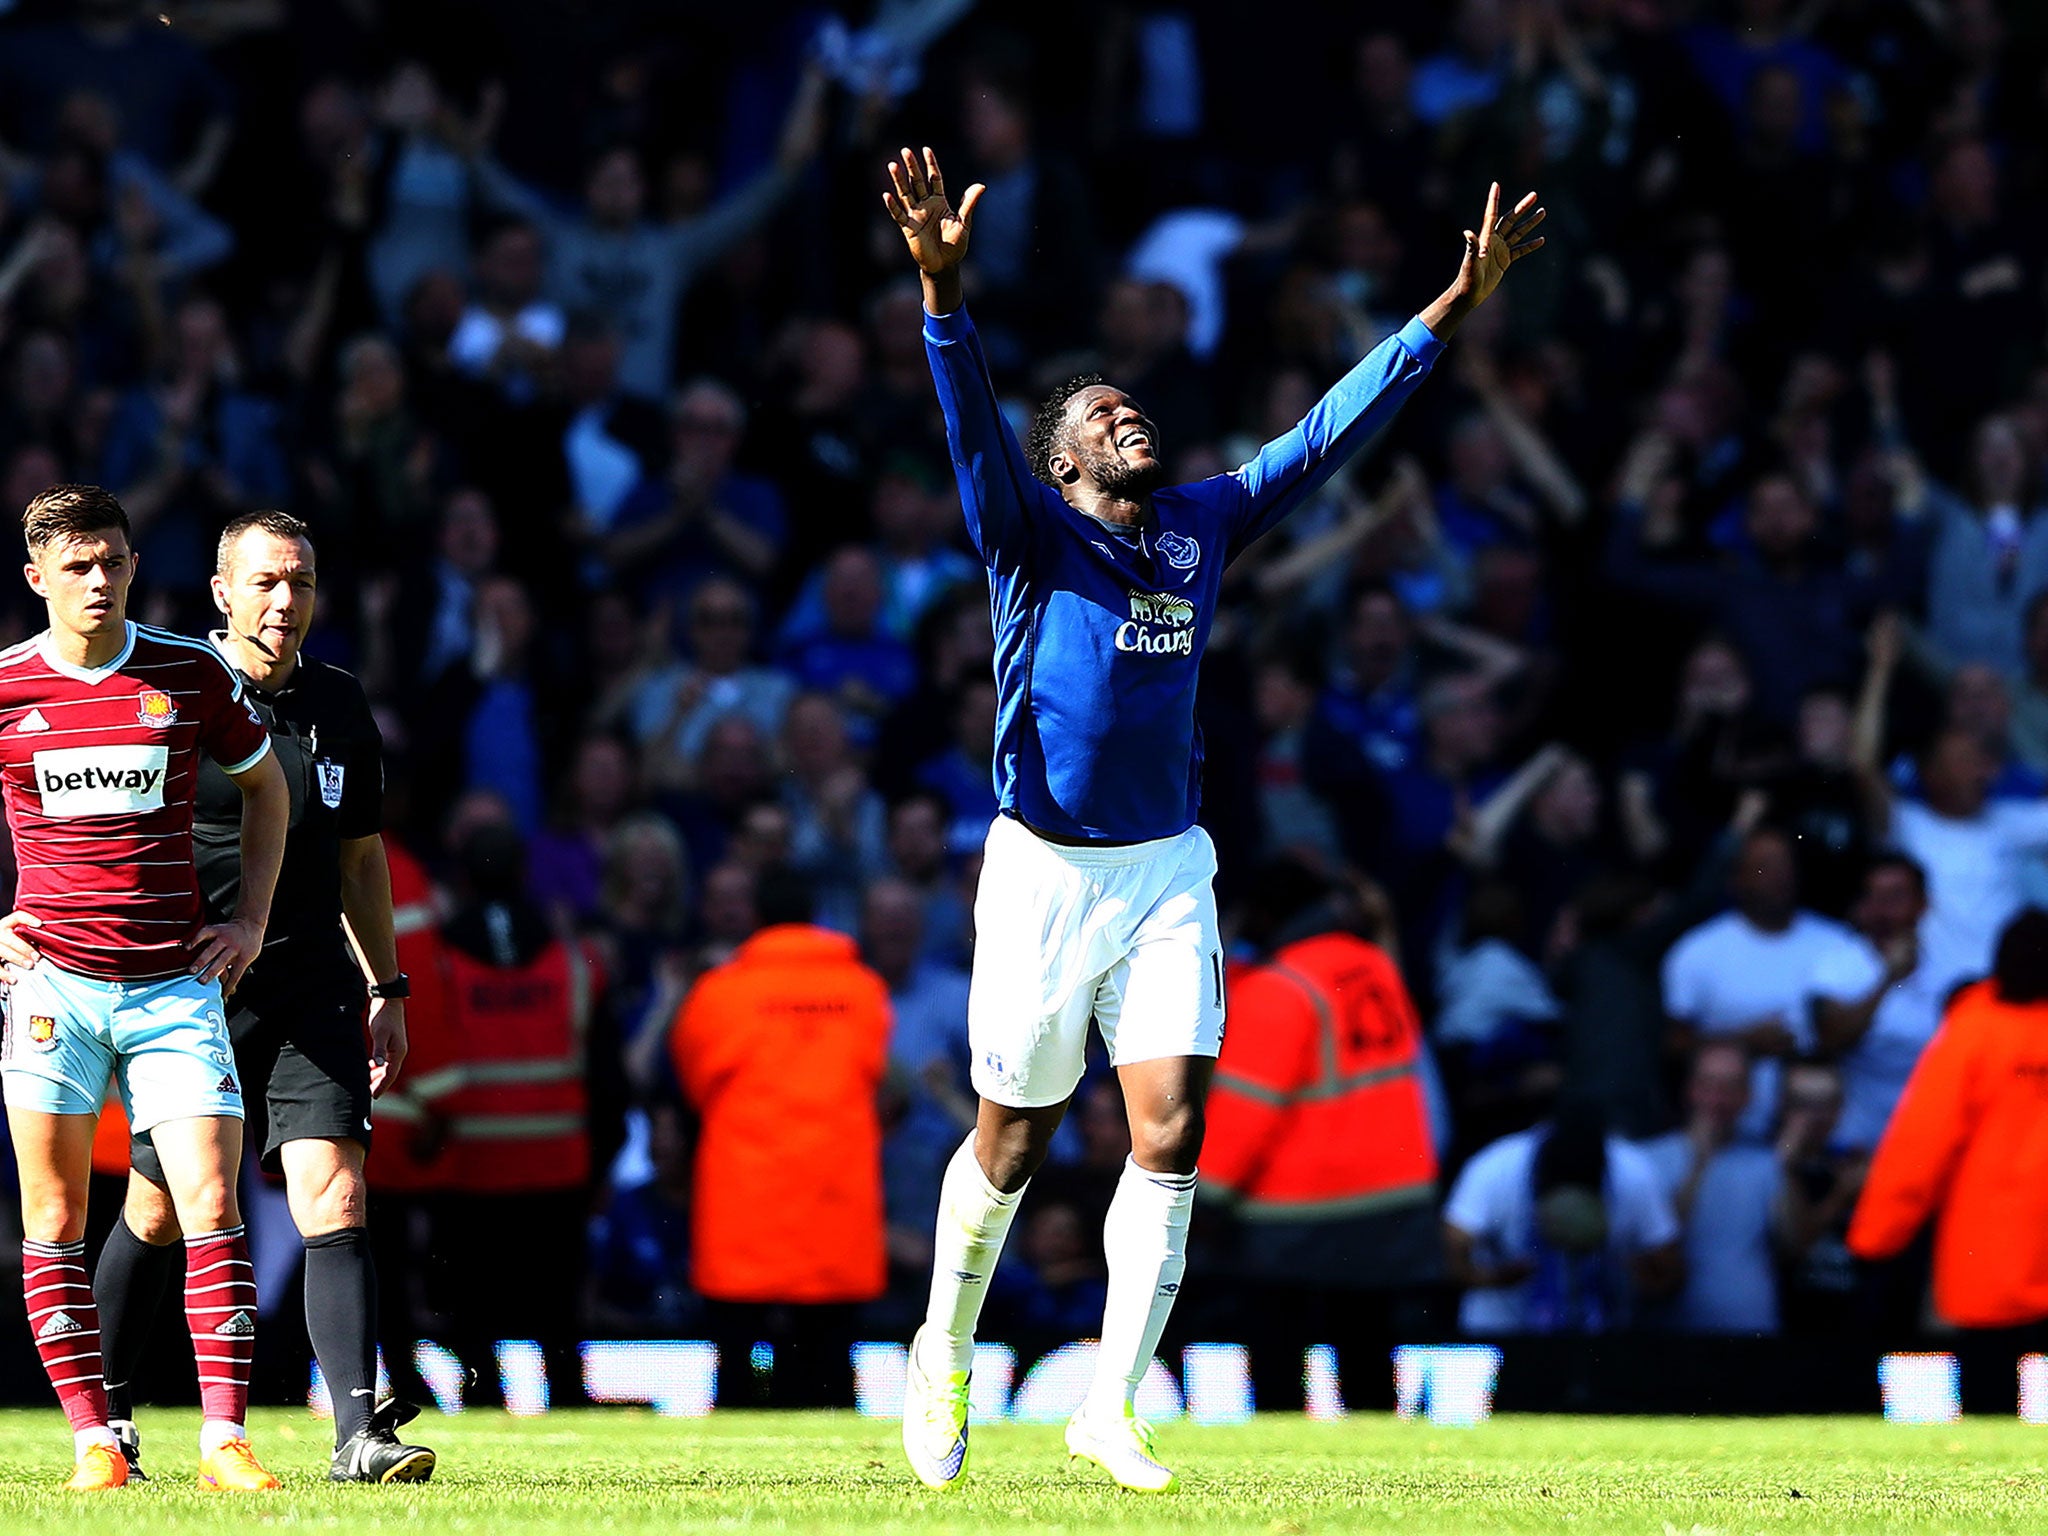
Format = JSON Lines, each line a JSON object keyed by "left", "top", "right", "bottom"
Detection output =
{"left": 754, "top": 864, "right": 817, "bottom": 928}
{"left": 216, "top": 509, "right": 312, "bottom": 575}
{"left": 1865, "top": 851, "right": 1928, "bottom": 898}
{"left": 1995, "top": 908, "right": 2048, "bottom": 1004}
{"left": 23, "top": 483, "right": 129, "bottom": 553}
{"left": 1025, "top": 373, "right": 1103, "bottom": 489}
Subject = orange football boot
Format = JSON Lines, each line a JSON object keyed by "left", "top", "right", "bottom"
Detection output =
{"left": 196, "top": 1438, "right": 281, "bottom": 1491}
{"left": 64, "top": 1442, "right": 129, "bottom": 1492}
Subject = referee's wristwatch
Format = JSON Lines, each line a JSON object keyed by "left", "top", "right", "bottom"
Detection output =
{"left": 368, "top": 973, "right": 411, "bottom": 1000}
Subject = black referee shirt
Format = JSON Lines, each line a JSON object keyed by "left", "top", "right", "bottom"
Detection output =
{"left": 193, "top": 638, "right": 383, "bottom": 985}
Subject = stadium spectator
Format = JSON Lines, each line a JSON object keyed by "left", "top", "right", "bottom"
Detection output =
{"left": 1443, "top": 1101, "right": 1682, "bottom": 1335}
{"left": 1773, "top": 1058, "right": 1867, "bottom": 1337}
{"left": 1660, "top": 825, "right": 1853, "bottom": 1139}
{"left": 669, "top": 867, "right": 891, "bottom": 1406}
{"left": 633, "top": 577, "right": 796, "bottom": 785}
{"left": 1811, "top": 854, "right": 1972, "bottom": 1152}
{"left": 586, "top": 1102, "right": 701, "bottom": 1334}
{"left": 602, "top": 380, "right": 786, "bottom": 607}
{"left": 469, "top": 67, "right": 827, "bottom": 400}
{"left": 1636, "top": 1042, "right": 1785, "bottom": 1335}
{"left": 1856, "top": 614, "right": 2048, "bottom": 978}
{"left": 529, "top": 734, "right": 639, "bottom": 929}
{"left": 448, "top": 219, "right": 562, "bottom": 403}
{"left": 862, "top": 879, "right": 973, "bottom": 1283}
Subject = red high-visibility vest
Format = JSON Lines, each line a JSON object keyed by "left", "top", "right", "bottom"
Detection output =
{"left": 435, "top": 936, "right": 597, "bottom": 1195}
{"left": 1205, "top": 932, "right": 1437, "bottom": 1220}
{"left": 364, "top": 840, "right": 458, "bottom": 1194}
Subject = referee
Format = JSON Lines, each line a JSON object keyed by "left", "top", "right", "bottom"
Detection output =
{"left": 93, "top": 510, "right": 435, "bottom": 1484}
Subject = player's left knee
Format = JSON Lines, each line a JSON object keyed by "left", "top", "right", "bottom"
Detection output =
{"left": 178, "top": 1181, "right": 239, "bottom": 1234}
{"left": 290, "top": 1163, "right": 368, "bottom": 1236}
{"left": 1132, "top": 1102, "right": 1205, "bottom": 1173}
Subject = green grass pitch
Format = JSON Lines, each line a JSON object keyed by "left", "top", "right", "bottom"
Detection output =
{"left": 0, "top": 1408, "right": 2042, "bottom": 1533}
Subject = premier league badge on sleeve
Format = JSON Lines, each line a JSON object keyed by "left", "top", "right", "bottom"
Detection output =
{"left": 316, "top": 760, "right": 346, "bottom": 809}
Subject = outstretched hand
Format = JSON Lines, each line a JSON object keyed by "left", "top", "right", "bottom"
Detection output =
{"left": 882, "top": 146, "right": 984, "bottom": 278}
{"left": 1455, "top": 183, "right": 1546, "bottom": 309}
{"left": 1423, "top": 183, "right": 1545, "bottom": 339}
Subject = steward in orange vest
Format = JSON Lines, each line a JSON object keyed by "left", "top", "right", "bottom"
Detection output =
{"left": 1203, "top": 859, "right": 1445, "bottom": 1409}
{"left": 357, "top": 836, "right": 456, "bottom": 1408}
{"left": 670, "top": 867, "right": 891, "bottom": 1407}
{"left": 1851, "top": 910, "right": 2048, "bottom": 1338}
{"left": 363, "top": 838, "right": 457, "bottom": 1194}
{"left": 422, "top": 822, "right": 623, "bottom": 1406}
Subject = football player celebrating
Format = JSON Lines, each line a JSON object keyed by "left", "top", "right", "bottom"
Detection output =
{"left": 885, "top": 148, "right": 1542, "bottom": 1491}
{"left": 0, "top": 485, "right": 289, "bottom": 1491}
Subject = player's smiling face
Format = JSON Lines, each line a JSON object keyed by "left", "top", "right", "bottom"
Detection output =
{"left": 214, "top": 529, "right": 316, "bottom": 666}
{"left": 1057, "top": 385, "right": 1164, "bottom": 499}
{"left": 26, "top": 528, "right": 134, "bottom": 640}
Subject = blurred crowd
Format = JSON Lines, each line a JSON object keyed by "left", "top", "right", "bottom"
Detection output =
{"left": 1, "top": 0, "right": 2047, "bottom": 1395}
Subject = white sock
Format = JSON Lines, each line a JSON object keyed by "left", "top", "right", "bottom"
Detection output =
{"left": 199, "top": 1419, "right": 246, "bottom": 1455}
{"left": 1085, "top": 1157, "right": 1196, "bottom": 1420}
{"left": 922, "top": 1135, "right": 1024, "bottom": 1375}
{"left": 74, "top": 1426, "right": 117, "bottom": 1458}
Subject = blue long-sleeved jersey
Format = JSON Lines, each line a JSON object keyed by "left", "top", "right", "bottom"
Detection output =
{"left": 925, "top": 305, "right": 1445, "bottom": 843}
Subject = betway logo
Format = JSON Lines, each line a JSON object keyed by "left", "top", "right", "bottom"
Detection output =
{"left": 1114, "top": 590, "right": 1197, "bottom": 656}
{"left": 33, "top": 744, "right": 169, "bottom": 817}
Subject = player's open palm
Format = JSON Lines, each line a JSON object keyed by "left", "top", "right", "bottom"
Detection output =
{"left": 1455, "top": 182, "right": 1547, "bottom": 310}
{"left": 883, "top": 146, "right": 983, "bottom": 275}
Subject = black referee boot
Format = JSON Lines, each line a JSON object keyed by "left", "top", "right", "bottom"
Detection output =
{"left": 330, "top": 1397, "right": 437, "bottom": 1484}
{"left": 110, "top": 1418, "right": 147, "bottom": 1482}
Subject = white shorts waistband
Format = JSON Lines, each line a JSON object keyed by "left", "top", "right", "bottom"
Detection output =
{"left": 993, "top": 812, "right": 1198, "bottom": 869}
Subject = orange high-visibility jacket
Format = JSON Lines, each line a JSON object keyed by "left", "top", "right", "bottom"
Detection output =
{"left": 434, "top": 936, "right": 599, "bottom": 1195}
{"left": 363, "top": 840, "right": 459, "bottom": 1194}
{"left": 92, "top": 1099, "right": 131, "bottom": 1177}
{"left": 1206, "top": 932, "right": 1438, "bottom": 1219}
{"left": 670, "top": 925, "right": 891, "bottom": 1304}
{"left": 1849, "top": 979, "right": 2048, "bottom": 1328}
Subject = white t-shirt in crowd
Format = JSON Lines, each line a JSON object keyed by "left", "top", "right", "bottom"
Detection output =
{"left": 1807, "top": 919, "right": 1974, "bottom": 1150}
{"left": 1661, "top": 909, "right": 1856, "bottom": 1139}
{"left": 1443, "top": 1127, "right": 1679, "bottom": 1335}
{"left": 1637, "top": 1133, "right": 1782, "bottom": 1335}
{"left": 1891, "top": 798, "right": 2048, "bottom": 979}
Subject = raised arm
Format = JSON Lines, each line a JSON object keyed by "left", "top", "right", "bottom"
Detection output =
{"left": 1229, "top": 184, "right": 1545, "bottom": 551}
{"left": 662, "top": 64, "right": 828, "bottom": 277}
{"left": 884, "top": 145, "right": 1050, "bottom": 564}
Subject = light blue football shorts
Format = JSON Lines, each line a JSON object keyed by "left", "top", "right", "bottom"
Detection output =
{"left": 1, "top": 961, "right": 242, "bottom": 1132}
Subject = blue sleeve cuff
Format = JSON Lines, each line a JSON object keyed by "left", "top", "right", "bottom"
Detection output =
{"left": 923, "top": 306, "right": 972, "bottom": 346}
{"left": 1399, "top": 315, "right": 1447, "bottom": 367}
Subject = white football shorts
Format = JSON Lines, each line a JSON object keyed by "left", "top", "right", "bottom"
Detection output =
{"left": 968, "top": 813, "right": 1225, "bottom": 1108}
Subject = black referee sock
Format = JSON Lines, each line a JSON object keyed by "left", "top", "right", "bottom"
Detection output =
{"left": 305, "top": 1228, "right": 379, "bottom": 1446}
{"left": 94, "top": 1214, "right": 180, "bottom": 1425}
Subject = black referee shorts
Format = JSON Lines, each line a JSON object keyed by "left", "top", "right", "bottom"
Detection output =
{"left": 131, "top": 978, "right": 372, "bottom": 1182}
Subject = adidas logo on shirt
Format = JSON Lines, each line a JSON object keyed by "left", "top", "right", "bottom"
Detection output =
{"left": 17, "top": 709, "right": 49, "bottom": 733}
{"left": 214, "top": 1310, "right": 256, "bottom": 1337}
{"left": 36, "top": 1310, "right": 84, "bottom": 1339}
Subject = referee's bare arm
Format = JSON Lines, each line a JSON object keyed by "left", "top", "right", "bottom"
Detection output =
{"left": 340, "top": 835, "right": 410, "bottom": 1096}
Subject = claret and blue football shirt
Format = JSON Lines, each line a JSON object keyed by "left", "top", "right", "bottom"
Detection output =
{"left": 924, "top": 305, "right": 1444, "bottom": 844}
